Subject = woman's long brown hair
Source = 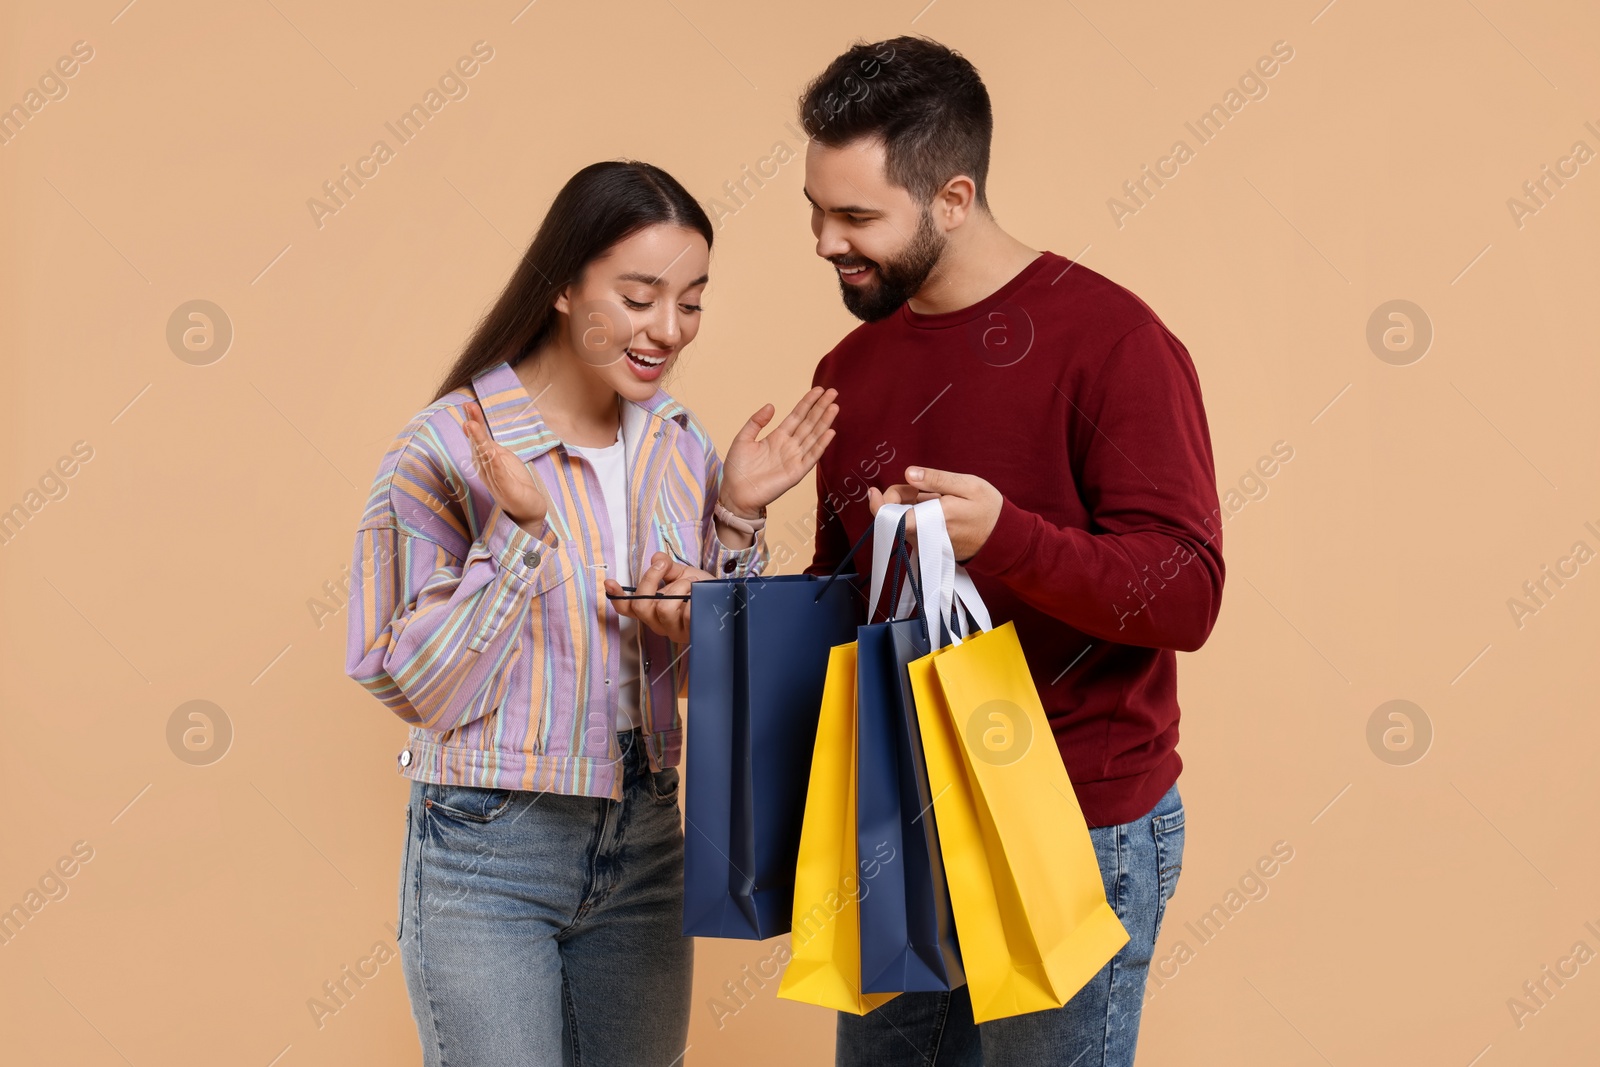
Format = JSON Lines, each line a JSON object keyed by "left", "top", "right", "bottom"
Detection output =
{"left": 431, "top": 160, "right": 714, "bottom": 404}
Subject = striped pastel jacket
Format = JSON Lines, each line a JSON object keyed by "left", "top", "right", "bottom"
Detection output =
{"left": 345, "top": 358, "right": 769, "bottom": 799}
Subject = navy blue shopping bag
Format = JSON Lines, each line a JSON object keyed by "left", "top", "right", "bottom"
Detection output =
{"left": 851, "top": 510, "right": 964, "bottom": 994}
{"left": 683, "top": 571, "right": 864, "bottom": 939}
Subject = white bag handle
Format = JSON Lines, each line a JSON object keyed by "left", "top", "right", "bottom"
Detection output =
{"left": 866, "top": 502, "right": 918, "bottom": 622}
{"left": 911, "top": 499, "right": 991, "bottom": 648}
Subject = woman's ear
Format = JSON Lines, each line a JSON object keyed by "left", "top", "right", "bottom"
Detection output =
{"left": 552, "top": 285, "right": 572, "bottom": 315}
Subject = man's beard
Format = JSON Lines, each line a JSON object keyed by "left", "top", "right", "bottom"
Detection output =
{"left": 834, "top": 209, "right": 946, "bottom": 323}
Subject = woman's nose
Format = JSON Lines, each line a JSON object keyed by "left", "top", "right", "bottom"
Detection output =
{"left": 650, "top": 305, "right": 681, "bottom": 347}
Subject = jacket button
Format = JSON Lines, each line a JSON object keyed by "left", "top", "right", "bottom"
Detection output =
{"left": 398, "top": 749, "right": 412, "bottom": 767}
{"left": 722, "top": 559, "right": 737, "bottom": 573}
{"left": 523, "top": 549, "right": 541, "bottom": 566}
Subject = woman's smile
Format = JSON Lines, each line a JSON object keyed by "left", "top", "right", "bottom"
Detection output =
{"left": 624, "top": 344, "right": 671, "bottom": 381}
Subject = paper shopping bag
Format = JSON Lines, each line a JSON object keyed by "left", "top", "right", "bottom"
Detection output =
{"left": 910, "top": 620, "right": 1130, "bottom": 1022}
{"left": 683, "top": 573, "right": 862, "bottom": 939}
{"left": 853, "top": 506, "right": 963, "bottom": 994}
{"left": 776, "top": 641, "right": 899, "bottom": 1015}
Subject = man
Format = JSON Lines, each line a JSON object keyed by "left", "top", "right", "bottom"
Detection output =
{"left": 797, "top": 35, "right": 1226, "bottom": 1067}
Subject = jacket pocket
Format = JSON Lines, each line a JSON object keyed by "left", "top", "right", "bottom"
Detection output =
{"left": 655, "top": 518, "right": 704, "bottom": 569}
{"left": 467, "top": 541, "right": 575, "bottom": 652}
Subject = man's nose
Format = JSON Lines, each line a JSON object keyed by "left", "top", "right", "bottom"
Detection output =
{"left": 814, "top": 221, "right": 851, "bottom": 261}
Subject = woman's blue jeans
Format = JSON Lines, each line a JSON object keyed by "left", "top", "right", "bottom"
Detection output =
{"left": 395, "top": 728, "right": 692, "bottom": 1067}
{"left": 836, "top": 780, "right": 1187, "bottom": 1067}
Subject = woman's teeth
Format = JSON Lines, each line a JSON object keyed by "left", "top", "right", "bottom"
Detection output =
{"left": 626, "top": 347, "right": 666, "bottom": 366}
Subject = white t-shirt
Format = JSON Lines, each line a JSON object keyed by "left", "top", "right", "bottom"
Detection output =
{"left": 567, "top": 428, "right": 643, "bottom": 733}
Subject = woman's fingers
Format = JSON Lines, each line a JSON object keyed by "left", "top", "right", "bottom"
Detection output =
{"left": 789, "top": 388, "right": 836, "bottom": 440}
{"left": 803, "top": 390, "right": 839, "bottom": 431}
{"left": 797, "top": 407, "right": 839, "bottom": 456}
{"left": 780, "top": 386, "right": 824, "bottom": 429}
{"left": 633, "top": 554, "right": 668, "bottom": 595}
{"left": 773, "top": 386, "right": 834, "bottom": 441}
{"left": 804, "top": 427, "right": 836, "bottom": 464}
{"left": 606, "top": 556, "right": 701, "bottom": 642}
{"left": 603, "top": 579, "right": 641, "bottom": 622}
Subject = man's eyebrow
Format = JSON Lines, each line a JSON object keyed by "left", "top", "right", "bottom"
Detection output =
{"left": 801, "top": 187, "right": 881, "bottom": 215}
{"left": 615, "top": 271, "right": 710, "bottom": 287}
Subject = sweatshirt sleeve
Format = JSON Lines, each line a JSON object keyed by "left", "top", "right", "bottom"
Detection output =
{"left": 963, "top": 321, "right": 1225, "bottom": 652}
{"left": 345, "top": 436, "right": 568, "bottom": 732}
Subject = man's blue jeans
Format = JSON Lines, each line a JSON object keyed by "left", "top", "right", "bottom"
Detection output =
{"left": 837, "top": 780, "right": 1186, "bottom": 1067}
{"left": 395, "top": 729, "right": 692, "bottom": 1067}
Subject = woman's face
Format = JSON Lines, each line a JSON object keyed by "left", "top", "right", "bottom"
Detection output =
{"left": 553, "top": 223, "right": 710, "bottom": 403}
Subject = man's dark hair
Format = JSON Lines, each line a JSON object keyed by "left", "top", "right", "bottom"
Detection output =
{"left": 798, "top": 36, "right": 992, "bottom": 211}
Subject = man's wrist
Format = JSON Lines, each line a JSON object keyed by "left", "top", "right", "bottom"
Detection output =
{"left": 962, "top": 496, "right": 1029, "bottom": 577}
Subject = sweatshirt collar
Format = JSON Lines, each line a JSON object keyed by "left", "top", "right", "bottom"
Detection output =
{"left": 900, "top": 250, "right": 1055, "bottom": 330}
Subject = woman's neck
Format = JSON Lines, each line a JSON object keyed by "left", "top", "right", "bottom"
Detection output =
{"left": 513, "top": 341, "right": 621, "bottom": 447}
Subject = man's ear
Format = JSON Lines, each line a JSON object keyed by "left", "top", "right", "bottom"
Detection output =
{"left": 934, "top": 175, "right": 977, "bottom": 231}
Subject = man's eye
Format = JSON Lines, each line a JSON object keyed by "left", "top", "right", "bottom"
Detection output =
{"left": 622, "top": 297, "right": 652, "bottom": 310}
{"left": 846, "top": 215, "right": 870, "bottom": 224}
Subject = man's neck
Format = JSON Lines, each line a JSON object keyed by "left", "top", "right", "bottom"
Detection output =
{"left": 906, "top": 217, "right": 1041, "bottom": 316}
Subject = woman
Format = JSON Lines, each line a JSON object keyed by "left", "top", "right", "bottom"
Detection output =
{"left": 344, "top": 160, "right": 838, "bottom": 1066}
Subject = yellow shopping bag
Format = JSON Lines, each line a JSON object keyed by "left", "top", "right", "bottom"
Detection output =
{"left": 908, "top": 620, "right": 1129, "bottom": 1023}
{"left": 777, "top": 642, "right": 899, "bottom": 1015}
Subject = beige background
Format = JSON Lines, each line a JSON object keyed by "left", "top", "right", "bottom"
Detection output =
{"left": 3, "top": 0, "right": 1597, "bottom": 1063}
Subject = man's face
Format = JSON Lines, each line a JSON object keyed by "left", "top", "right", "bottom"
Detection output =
{"left": 804, "top": 138, "right": 946, "bottom": 322}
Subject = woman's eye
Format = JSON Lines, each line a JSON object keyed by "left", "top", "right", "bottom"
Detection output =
{"left": 621, "top": 297, "right": 653, "bottom": 310}
{"left": 680, "top": 303, "right": 703, "bottom": 314}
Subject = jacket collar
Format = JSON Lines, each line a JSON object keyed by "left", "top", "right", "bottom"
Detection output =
{"left": 469, "top": 358, "right": 687, "bottom": 462}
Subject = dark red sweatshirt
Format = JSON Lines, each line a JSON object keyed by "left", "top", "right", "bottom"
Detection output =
{"left": 803, "top": 250, "right": 1225, "bottom": 827}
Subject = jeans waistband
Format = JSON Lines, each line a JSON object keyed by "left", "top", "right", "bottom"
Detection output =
{"left": 615, "top": 728, "right": 649, "bottom": 780}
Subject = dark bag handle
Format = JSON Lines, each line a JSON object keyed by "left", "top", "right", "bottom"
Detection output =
{"left": 813, "top": 508, "right": 922, "bottom": 622}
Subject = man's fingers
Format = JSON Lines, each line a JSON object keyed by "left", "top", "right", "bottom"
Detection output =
{"left": 883, "top": 483, "right": 919, "bottom": 505}
{"left": 869, "top": 482, "right": 923, "bottom": 517}
{"left": 906, "top": 466, "right": 972, "bottom": 495}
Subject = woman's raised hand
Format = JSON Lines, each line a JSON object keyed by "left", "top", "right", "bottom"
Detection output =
{"left": 463, "top": 401, "right": 548, "bottom": 530}
{"left": 720, "top": 387, "right": 839, "bottom": 515}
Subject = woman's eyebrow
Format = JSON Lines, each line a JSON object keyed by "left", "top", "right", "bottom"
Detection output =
{"left": 615, "top": 270, "right": 709, "bottom": 287}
